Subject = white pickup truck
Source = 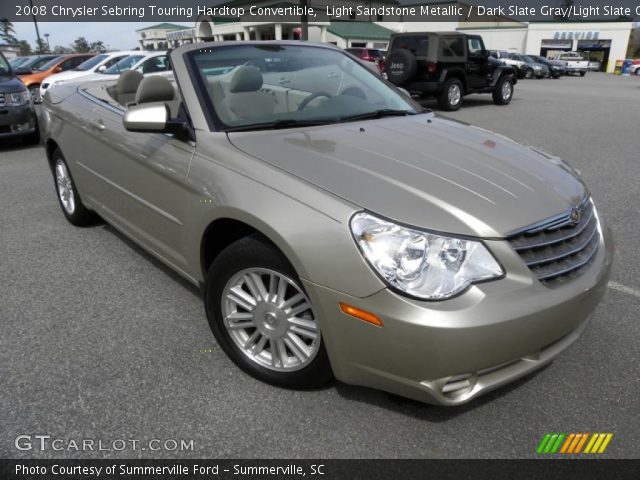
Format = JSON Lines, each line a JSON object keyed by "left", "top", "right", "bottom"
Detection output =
{"left": 548, "top": 51, "right": 589, "bottom": 76}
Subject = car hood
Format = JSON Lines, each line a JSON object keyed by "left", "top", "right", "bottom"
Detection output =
{"left": 227, "top": 114, "right": 587, "bottom": 238}
{"left": 0, "top": 75, "right": 26, "bottom": 93}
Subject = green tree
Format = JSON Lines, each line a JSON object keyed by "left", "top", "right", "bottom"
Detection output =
{"left": 35, "top": 38, "right": 50, "bottom": 53}
{"left": 0, "top": 18, "right": 18, "bottom": 43}
{"left": 52, "top": 45, "right": 72, "bottom": 54}
{"left": 89, "top": 40, "right": 105, "bottom": 52}
{"left": 71, "top": 36, "right": 91, "bottom": 53}
{"left": 17, "top": 40, "right": 32, "bottom": 56}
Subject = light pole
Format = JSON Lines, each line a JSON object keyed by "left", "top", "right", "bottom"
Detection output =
{"left": 44, "top": 33, "right": 50, "bottom": 51}
{"left": 28, "top": 0, "right": 43, "bottom": 53}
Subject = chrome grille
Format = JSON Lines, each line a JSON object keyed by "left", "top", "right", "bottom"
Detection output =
{"left": 507, "top": 197, "right": 599, "bottom": 286}
{"left": 0, "top": 93, "right": 6, "bottom": 108}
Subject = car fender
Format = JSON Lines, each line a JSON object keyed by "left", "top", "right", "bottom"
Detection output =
{"left": 490, "top": 66, "right": 517, "bottom": 86}
{"left": 187, "top": 134, "right": 386, "bottom": 299}
{"left": 439, "top": 67, "right": 467, "bottom": 90}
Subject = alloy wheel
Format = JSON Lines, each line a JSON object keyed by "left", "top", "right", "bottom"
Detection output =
{"left": 221, "top": 268, "right": 320, "bottom": 372}
{"left": 502, "top": 81, "right": 513, "bottom": 101}
{"left": 55, "top": 159, "right": 75, "bottom": 215}
{"left": 448, "top": 84, "right": 461, "bottom": 106}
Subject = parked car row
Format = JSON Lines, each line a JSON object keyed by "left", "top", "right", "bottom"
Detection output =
{"left": 382, "top": 32, "right": 517, "bottom": 111}
{"left": 7, "top": 51, "right": 173, "bottom": 103}
{"left": 0, "top": 49, "right": 173, "bottom": 145}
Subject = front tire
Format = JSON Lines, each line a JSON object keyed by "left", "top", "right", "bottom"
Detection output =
{"left": 52, "top": 149, "right": 99, "bottom": 226}
{"left": 438, "top": 78, "right": 463, "bottom": 111}
{"left": 204, "top": 234, "right": 333, "bottom": 389}
{"left": 493, "top": 75, "right": 514, "bottom": 105}
{"left": 524, "top": 68, "right": 534, "bottom": 79}
{"left": 579, "top": 71, "right": 586, "bottom": 77}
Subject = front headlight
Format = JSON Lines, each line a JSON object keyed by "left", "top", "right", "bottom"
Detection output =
{"left": 6, "top": 91, "right": 30, "bottom": 106}
{"left": 350, "top": 213, "right": 503, "bottom": 300}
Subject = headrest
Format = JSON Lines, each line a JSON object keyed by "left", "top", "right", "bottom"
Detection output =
{"left": 116, "top": 70, "right": 143, "bottom": 94}
{"left": 135, "top": 75, "right": 175, "bottom": 104}
{"left": 229, "top": 66, "right": 263, "bottom": 93}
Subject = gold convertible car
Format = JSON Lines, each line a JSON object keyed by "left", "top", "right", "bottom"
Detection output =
{"left": 40, "top": 42, "right": 613, "bottom": 405}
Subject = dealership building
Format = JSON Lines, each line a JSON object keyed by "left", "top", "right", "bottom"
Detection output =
{"left": 166, "top": 0, "right": 633, "bottom": 73}
{"left": 453, "top": 21, "right": 634, "bottom": 72}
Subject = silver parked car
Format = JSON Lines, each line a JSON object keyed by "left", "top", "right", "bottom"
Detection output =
{"left": 40, "top": 42, "right": 613, "bottom": 405}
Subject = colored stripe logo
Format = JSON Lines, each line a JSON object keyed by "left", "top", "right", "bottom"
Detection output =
{"left": 537, "top": 433, "right": 613, "bottom": 454}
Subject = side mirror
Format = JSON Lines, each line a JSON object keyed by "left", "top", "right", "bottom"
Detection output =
{"left": 14, "top": 67, "right": 31, "bottom": 75}
{"left": 123, "top": 103, "right": 188, "bottom": 136}
{"left": 53, "top": 66, "right": 63, "bottom": 73}
{"left": 123, "top": 104, "right": 170, "bottom": 133}
{"left": 97, "top": 65, "right": 107, "bottom": 72}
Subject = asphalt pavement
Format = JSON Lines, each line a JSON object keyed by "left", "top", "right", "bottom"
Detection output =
{"left": 1, "top": 73, "right": 639, "bottom": 459}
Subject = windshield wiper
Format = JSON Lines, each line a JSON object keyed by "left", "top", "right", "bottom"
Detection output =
{"left": 224, "top": 118, "right": 336, "bottom": 132}
{"left": 338, "top": 109, "right": 418, "bottom": 123}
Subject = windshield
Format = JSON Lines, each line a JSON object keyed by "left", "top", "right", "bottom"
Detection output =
{"left": 36, "top": 56, "right": 64, "bottom": 71}
{"left": 9, "top": 57, "right": 29, "bottom": 67}
{"left": 103, "top": 55, "right": 144, "bottom": 74}
{"left": 74, "top": 54, "right": 109, "bottom": 71}
{"left": 189, "top": 45, "right": 419, "bottom": 131}
{"left": 24, "top": 55, "right": 59, "bottom": 70}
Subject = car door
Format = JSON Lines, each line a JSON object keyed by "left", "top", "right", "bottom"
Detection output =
{"left": 465, "top": 35, "right": 489, "bottom": 89}
{"left": 77, "top": 84, "right": 195, "bottom": 273}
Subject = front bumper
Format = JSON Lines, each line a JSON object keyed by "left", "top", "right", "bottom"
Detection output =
{"left": 304, "top": 222, "right": 613, "bottom": 405}
{"left": 0, "top": 104, "right": 36, "bottom": 138}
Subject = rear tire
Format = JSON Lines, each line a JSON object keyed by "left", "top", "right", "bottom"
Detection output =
{"left": 438, "top": 78, "right": 463, "bottom": 111}
{"left": 524, "top": 68, "right": 533, "bottom": 79}
{"left": 492, "top": 75, "right": 514, "bottom": 105}
{"left": 52, "top": 148, "right": 100, "bottom": 226}
{"left": 204, "top": 234, "right": 333, "bottom": 389}
{"left": 579, "top": 71, "right": 586, "bottom": 77}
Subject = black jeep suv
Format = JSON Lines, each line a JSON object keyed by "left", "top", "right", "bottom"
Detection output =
{"left": 386, "top": 32, "right": 517, "bottom": 111}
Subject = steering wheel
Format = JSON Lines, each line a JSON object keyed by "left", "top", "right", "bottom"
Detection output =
{"left": 341, "top": 86, "right": 366, "bottom": 100}
{"left": 297, "top": 92, "right": 332, "bottom": 111}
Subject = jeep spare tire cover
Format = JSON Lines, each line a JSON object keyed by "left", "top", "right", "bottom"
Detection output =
{"left": 386, "top": 49, "right": 417, "bottom": 86}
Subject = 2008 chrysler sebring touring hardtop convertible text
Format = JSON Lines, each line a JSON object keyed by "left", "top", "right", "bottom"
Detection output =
{"left": 40, "top": 42, "right": 613, "bottom": 405}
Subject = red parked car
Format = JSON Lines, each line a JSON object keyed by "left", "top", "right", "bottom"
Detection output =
{"left": 346, "top": 47, "right": 386, "bottom": 73}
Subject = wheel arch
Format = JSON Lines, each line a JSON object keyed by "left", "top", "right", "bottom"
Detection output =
{"left": 199, "top": 212, "right": 306, "bottom": 285}
{"left": 45, "top": 138, "right": 60, "bottom": 172}
{"left": 442, "top": 69, "right": 467, "bottom": 92}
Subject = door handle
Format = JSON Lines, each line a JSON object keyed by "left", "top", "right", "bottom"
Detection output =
{"left": 277, "top": 78, "right": 290, "bottom": 85}
{"left": 91, "top": 119, "right": 105, "bottom": 131}
{"left": 328, "top": 72, "right": 339, "bottom": 79}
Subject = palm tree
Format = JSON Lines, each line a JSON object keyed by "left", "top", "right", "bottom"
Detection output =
{"left": 0, "top": 18, "right": 18, "bottom": 43}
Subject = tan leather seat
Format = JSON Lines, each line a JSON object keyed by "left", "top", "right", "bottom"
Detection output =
{"left": 135, "top": 75, "right": 175, "bottom": 104}
{"left": 218, "top": 66, "right": 276, "bottom": 123}
{"left": 133, "top": 75, "right": 182, "bottom": 116}
{"left": 110, "top": 70, "right": 143, "bottom": 106}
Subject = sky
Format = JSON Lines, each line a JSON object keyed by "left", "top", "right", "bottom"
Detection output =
{"left": 12, "top": 22, "right": 191, "bottom": 51}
